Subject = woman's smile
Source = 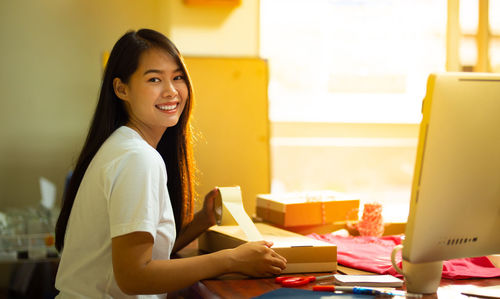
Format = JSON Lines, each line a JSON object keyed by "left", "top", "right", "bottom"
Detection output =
{"left": 156, "top": 102, "right": 179, "bottom": 113}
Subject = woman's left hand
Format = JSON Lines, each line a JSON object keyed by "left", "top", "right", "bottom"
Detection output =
{"left": 172, "top": 188, "right": 220, "bottom": 254}
{"left": 200, "top": 188, "right": 219, "bottom": 228}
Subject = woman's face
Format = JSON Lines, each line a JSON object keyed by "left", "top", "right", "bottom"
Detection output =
{"left": 115, "top": 48, "right": 189, "bottom": 132}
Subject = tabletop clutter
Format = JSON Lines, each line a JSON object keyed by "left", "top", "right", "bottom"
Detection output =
{"left": 256, "top": 190, "right": 386, "bottom": 238}
{"left": 0, "top": 177, "right": 59, "bottom": 261}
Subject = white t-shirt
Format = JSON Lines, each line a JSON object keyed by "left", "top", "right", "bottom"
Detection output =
{"left": 56, "top": 126, "right": 176, "bottom": 298}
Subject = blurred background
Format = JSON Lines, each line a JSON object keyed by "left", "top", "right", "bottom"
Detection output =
{"left": 2, "top": 0, "right": 499, "bottom": 217}
{"left": 2, "top": 0, "right": 500, "bottom": 227}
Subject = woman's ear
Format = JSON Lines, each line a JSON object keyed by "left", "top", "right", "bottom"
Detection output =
{"left": 113, "top": 78, "right": 128, "bottom": 101}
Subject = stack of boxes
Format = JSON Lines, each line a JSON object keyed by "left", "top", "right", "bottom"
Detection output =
{"left": 255, "top": 191, "right": 360, "bottom": 234}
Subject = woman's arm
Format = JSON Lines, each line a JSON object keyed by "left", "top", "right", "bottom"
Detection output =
{"left": 171, "top": 188, "right": 218, "bottom": 254}
{"left": 112, "top": 231, "right": 287, "bottom": 295}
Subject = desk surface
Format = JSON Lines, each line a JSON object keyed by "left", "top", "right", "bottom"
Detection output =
{"left": 180, "top": 274, "right": 500, "bottom": 299}
{"left": 174, "top": 244, "right": 500, "bottom": 299}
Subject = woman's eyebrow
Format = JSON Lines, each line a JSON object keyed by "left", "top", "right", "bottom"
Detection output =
{"left": 143, "top": 68, "right": 183, "bottom": 76}
{"left": 144, "top": 69, "right": 163, "bottom": 75}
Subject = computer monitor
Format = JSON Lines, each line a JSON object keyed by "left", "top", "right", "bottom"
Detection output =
{"left": 403, "top": 72, "right": 500, "bottom": 265}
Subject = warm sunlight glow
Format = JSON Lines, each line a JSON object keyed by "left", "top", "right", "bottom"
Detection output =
{"left": 261, "top": 0, "right": 500, "bottom": 221}
{"left": 261, "top": 0, "right": 447, "bottom": 123}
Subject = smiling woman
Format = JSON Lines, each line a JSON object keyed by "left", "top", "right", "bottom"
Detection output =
{"left": 54, "top": 29, "right": 287, "bottom": 298}
{"left": 112, "top": 48, "right": 189, "bottom": 146}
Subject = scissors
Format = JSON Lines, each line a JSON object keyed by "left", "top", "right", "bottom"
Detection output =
{"left": 275, "top": 274, "right": 335, "bottom": 287}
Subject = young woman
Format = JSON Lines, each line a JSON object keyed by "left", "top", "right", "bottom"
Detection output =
{"left": 54, "top": 29, "right": 286, "bottom": 298}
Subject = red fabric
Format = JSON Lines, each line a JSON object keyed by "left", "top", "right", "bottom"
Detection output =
{"left": 308, "top": 233, "right": 500, "bottom": 279}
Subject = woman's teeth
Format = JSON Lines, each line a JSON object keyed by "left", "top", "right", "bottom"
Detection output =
{"left": 157, "top": 104, "right": 177, "bottom": 111}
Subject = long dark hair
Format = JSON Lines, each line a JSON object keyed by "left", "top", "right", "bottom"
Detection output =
{"left": 55, "top": 29, "right": 195, "bottom": 252}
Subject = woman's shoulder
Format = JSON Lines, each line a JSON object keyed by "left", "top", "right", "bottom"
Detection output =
{"left": 98, "top": 127, "right": 164, "bottom": 169}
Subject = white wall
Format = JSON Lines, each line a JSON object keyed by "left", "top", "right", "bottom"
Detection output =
{"left": 161, "top": 0, "right": 260, "bottom": 56}
{"left": 0, "top": 0, "right": 260, "bottom": 209}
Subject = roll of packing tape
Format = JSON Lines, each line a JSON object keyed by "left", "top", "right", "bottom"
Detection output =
{"left": 215, "top": 186, "right": 263, "bottom": 241}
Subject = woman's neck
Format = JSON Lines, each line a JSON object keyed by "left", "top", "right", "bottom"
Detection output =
{"left": 126, "top": 122, "right": 164, "bottom": 148}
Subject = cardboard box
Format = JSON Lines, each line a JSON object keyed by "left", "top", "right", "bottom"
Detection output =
{"left": 266, "top": 221, "right": 348, "bottom": 235}
{"left": 256, "top": 191, "right": 360, "bottom": 227}
{"left": 198, "top": 223, "right": 337, "bottom": 274}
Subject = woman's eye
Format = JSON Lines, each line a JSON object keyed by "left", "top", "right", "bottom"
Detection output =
{"left": 148, "top": 77, "right": 160, "bottom": 83}
{"left": 173, "top": 75, "right": 185, "bottom": 81}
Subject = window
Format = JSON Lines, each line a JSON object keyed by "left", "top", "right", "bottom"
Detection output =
{"left": 261, "top": 0, "right": 500, "bottom": 221}
{"left": 459, "top": 0, "right": 500, "bottom": 71}
{"left": 491, "top": 0, "right": 500, "bottom": 71}
{"left": 260, "top": 0, "right": 447, "bottom": 124}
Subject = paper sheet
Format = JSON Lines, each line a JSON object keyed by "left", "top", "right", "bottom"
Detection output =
{"left": 462, "top": 285, "right": 500, "bottom": 299}
{"left": 216, "top": 186, "right": 263, "bottom": 241}
{"left": 40, "top": 177, "right": 56, "bottom": 209}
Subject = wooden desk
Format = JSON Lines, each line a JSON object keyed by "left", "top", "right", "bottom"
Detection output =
{"left": 173, "top": 244, "right": 500, "bottom": 299}
{"left": 176, "top": 274, "right": 500, "bottom": 299}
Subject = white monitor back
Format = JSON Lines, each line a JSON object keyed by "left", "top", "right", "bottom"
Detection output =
{"left": 404, "top": 72, "right": 500, "bottom": 263}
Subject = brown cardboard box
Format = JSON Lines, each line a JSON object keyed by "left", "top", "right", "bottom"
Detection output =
{"left": 256, "top": 191, "right": 360, "bottom": 227}
{"left": 198, "top": 223, "right": 337, "bottom": 274}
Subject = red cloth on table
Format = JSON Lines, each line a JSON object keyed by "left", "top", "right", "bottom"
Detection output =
{"left": 308, "top": 233, "right": 500, "bottom": 279}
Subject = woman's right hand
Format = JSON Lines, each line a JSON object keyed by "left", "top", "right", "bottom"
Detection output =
{"left": 227, "top": 241, "right": 287, "bottom": 277}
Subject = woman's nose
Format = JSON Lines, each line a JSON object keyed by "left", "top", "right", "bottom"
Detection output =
{"left": 162, "top": 81, "right": 178, "bottom": 98}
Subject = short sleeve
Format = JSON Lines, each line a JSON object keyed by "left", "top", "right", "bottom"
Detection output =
{"left": 105, "top": 149, "right": 164, "bottom": 240}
